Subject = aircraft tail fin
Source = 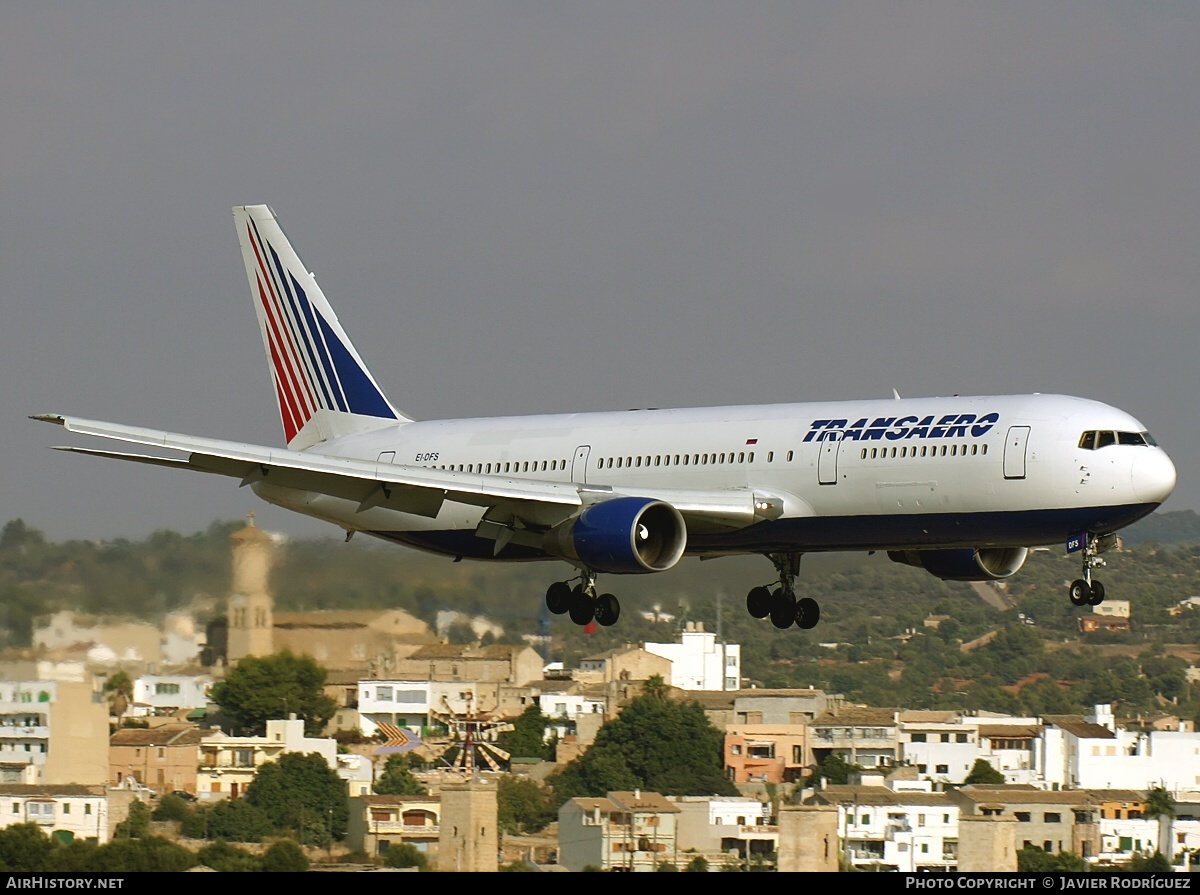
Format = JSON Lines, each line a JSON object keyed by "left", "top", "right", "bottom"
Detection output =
{"left": 233, "top": 205, "right": 411, "bottom": 449}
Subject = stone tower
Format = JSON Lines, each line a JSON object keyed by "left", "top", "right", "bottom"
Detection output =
{"left": 958, "top": 815, "right": 1017, "bottom": 872}
{"left": 777, "top": 805, "right": 840, "bottom": 872}
{"left": 437, "top": 778, "right": 499, "bottom": 873}
{"left": 226, "top": 516, "right": 275, "bottom": 663}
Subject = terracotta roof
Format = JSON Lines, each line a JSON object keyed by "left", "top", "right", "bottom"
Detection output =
{"left": 978, "top": 725, "right": 1041, "bottom": 738}
{"left": 812, "top": 706, "right": 898, "bottom": 726}
{"left": 608, "top": 791, "right": 680, "bottom": 814}
{"left": 807, "top": 785, "right": 954, "bottom": 808}
{"left": 110, "top": 726, "right": 204, "bottom": 747}
{"left": 1041, "top": 716, "right": 1117, "bottom": 739}
{"left": 0, "top": 785, "right": 104, "bottom": 797}
{"left": 954, "top": 786, "right": 1089, "bottom": 806}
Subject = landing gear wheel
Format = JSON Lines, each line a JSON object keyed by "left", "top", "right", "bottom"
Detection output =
{"left": 746, "top": 586, "right": 772, "bottom": 619}
{"left": 769, "top": 588, "right": 797, "bottom": 629}
{"left": 1087, "top": 581, "right": 1106, "bottom": 606}
{"left": 546, "top": 581, "right": 572, "bottom": 615}
{"left": 595, "top": 593, "right": 621, "bottom": 627}
{"left": 568, "top": 585, "right": 595, "bottom": 626}
{"left": 1069, "top": 579, "right": 1091, "bottom": 607}
{"left": 794, "top": 597, "right": 821, "bottom": 630}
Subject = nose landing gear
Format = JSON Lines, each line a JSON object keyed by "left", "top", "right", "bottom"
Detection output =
{"left": 1068, "top": 533, "right": 1115, "bottom": 607}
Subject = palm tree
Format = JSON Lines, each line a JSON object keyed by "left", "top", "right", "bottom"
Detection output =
{"left": 104, "top": 671, "right": 134, "bottom": 719}
{"left": 1145, "top": 785, "right": 1177, "bottom": 864}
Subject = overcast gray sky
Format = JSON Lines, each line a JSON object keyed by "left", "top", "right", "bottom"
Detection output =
{"left": 3, "top": 2, "right": 1197, "bottom": 543}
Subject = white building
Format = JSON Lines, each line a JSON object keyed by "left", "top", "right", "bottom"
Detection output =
{"left": 808, "top": 777, "right": 960, "bottom": 872}
{"left": 897, "top": 711, "right": 982, "bottom": 785}
{"left": 0, "top": 785, "right": 109, "bottom": 844}
{"left": 643, "top": 623, "right": 740, "bottom": 691}
{"left": 1042, "top": 705, "right": 1200, "bottom": 792}
{"left": 131, "top": 673, "right": 212, "bottom": 717}
{"left": 197, "top": 716, "right": 338, "bottom": 801}
{"left": 356, "top": 680, "right": 431, "bottom": 737}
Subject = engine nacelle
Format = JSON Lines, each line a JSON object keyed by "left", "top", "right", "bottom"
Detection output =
{"left": 542, "top": 497, "right": 687, "bottom": 574}
{"left": 887, "top": 546, "right": 1029, "bottom": 582}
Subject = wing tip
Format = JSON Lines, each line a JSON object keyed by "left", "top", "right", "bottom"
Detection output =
{"left": 30, "top": 413, "right": 66, "bottom": 425}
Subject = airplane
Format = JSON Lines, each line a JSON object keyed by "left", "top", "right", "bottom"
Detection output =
{"left": 33, "top": 205, "right": 1177, "bottom": 631}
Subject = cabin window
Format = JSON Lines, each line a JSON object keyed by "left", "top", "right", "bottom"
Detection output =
{"left": 1097, "top": 431, "right": 1116, "bottom": 448}
{"left": 767, "top": 451, "right": 774, "bottom": 462}
{"left": 718, "top": 453, "right": 725, "bottom": 463}
{"left": 674, "top": 455, "right": 680, "bottom": 465}
{"left": 616, "top": 457, "right": 622, "bottom": 468}
{"left": 786, "top": 450, "right": 794, "bottom": 462}
{"left": 627, "top": 457, "right": 633, "bottom": 467}
{"left": 747, "top": 452, "right": 754, "bottom": 462}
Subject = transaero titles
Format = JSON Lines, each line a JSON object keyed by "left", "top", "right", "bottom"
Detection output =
{"left": 805, "top": 412, "right": 1001, "bottom": 443}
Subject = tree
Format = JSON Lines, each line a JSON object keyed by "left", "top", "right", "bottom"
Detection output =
{"left": 1145, "top": 786, "right": 1177, "bottom": 861}
{"left": 963, "top": 758, "right": 1007, "bottom": 785}
{"left": 373, "top": 753, "right": 428, "bottom": 796}
{"left": 103, "top": 671, "right": 134, "bottom": 719}
{"left": 262, "top": 839, "right": 309, "bottom": 872}
{"left": 210, "top": 651, "right": 337, "bottom": 736}
{"left": 498, "top": 775, "right": 556, "bottom": 834}
{"left": 1127, "top": 851, "right": 1173, "bottom": 872}
{"left": 546, "top": 694, "right": 739, "bottom": 804}
{"left": 181, "top": 799, "right": 273, "bottom": 842}
{"left": 383, "top": 842, "right": 429, "bottom": 870}
{"left": 196, "top": 840, "right": 262, "bottom": 872}
{"left": 246, "top": 751, "right": 349, "bottom": 844}
{"left": 0, "top": 823, "right": 55, "bottom": 871}
{"left": 151, "top": 793, "right": 192, "bottom": 823}
{"left": 814, "top": 753, "right": 862, "bottom": 786}
{"left": 114, "top": 799, "right": 151, "bottom": 839}
{"left": 497, "top": 704, "right": 552, "bottom": 760}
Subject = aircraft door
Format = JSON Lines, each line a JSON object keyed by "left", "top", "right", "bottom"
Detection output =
{"left": 1004, "top": 426, "right": 1030, "bottom": 479}
{"left": 571, "top": 445, "right": 591, "bottom": 484}
{"left": 818, "top": 431, "right": 842, "bottom": 485}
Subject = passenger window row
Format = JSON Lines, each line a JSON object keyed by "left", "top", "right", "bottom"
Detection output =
{"left": 859, "top": 443, "right": 989, "bottom": 460}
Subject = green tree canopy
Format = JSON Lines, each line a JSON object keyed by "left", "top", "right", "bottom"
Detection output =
{"left": 180, "top": 798, "right": 274, "bottom": 842}
{"left": 814, "top": 753, "right": 862, "bottom": 786}
{"left": 246, "top": 751, "right": 349, "bottom": 844}
{"left": 498, "top": 775, "right": 556, "bottom": 834}
{"left": 262, "top": 839, "right": 309, "bottom": 872}
{"left": 546, "top": 693, "right": 739, "bottom": 805}
{"left": 963, "top": 758, "right": 1007, "bottom": 785}
{"left": 210, "top": 651, "right": 336, "bottom": 736}
{"left": 497, "top": 704, "right": 553, "bottom": 760}
{"left": 373, "top": 753, "right": 428, "bottom": 796}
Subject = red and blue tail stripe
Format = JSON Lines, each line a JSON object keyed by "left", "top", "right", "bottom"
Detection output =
{"left": 241, "top": 213, "right": 398, "bottom": 444}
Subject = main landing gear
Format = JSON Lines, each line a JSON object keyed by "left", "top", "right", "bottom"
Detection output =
{"left": 745, "top": 552, "right": 821, "bottom": 630}
{"left": 1068, "top": 533, "right": 1116, "bottom": 608}
{"left": 545, "top": 571, "right": 621, "bottom": 628}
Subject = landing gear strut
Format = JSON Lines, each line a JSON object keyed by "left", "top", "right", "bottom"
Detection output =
{"left": 1068, "top": 533, "right": 1113, "bottom": 607}
{"left": 745, "top": 553, "right": 821, "bottom": 630}
{"left": 545, "top": 571, "right": 621, "bottom": 628}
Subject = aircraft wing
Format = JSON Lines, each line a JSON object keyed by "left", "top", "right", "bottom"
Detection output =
{"left": 33, "top": 414, "right": 778, "bottom": 529}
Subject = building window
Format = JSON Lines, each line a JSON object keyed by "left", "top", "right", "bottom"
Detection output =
{"left": 910, "top": 733, "right": 927, "bottom": 743}
{"left": 1015, "top": 812, "right": 1031, "bottom": 823}
{"left": 956, "top": 733, "right": 968, "bottom": 743}
{"left": 936, "top": 765, "right": 949, "bottom": 775}
{"left": 1044, "top": 813, "right": 1062, "bottom": 824}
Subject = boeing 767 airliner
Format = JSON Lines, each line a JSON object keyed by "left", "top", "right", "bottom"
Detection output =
{"left": 33, "top": 205, "right": 1177, "bottom": 631}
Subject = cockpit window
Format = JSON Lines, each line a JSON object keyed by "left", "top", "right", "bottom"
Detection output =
{"left": 1079, "top": 430, "right": 1156, "bottom": 450}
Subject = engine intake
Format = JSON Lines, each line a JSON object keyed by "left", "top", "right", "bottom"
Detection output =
{"left": 887, "top": 546, "right": 1029, "bottom": 581}
{"left": 543, "top": 497, "right": 687, "bottom": 574}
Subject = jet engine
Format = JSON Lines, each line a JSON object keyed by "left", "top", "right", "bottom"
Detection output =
{"left": 887, "top": 546, "right": 1029, "bottom": 581}
{"left": 543, "top": 497, "right": 687, "bottom": 574}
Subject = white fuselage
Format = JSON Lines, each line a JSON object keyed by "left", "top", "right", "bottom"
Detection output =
{"left": 251, "top": 392, "right": 1175, "bottom": 563}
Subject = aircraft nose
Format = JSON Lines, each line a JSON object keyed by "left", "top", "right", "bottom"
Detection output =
{"left": 1132, "top": 450, "right": 1177, "bottom": 504}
